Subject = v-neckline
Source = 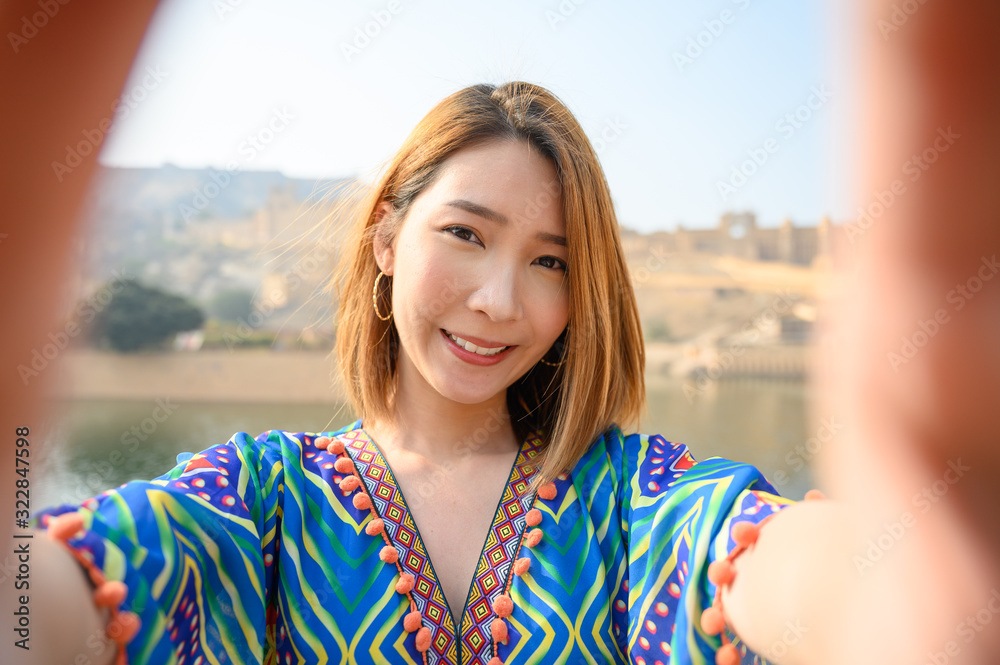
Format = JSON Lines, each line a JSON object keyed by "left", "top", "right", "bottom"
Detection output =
{"left": 333, "top": 422, "right": 543, "bottom": 664}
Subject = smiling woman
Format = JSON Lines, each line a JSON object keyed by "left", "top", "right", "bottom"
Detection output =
{"left": 370, "top": 140, "right": 571, "bottom": 411}
{"left": 22, "top": 80, "right": 904, "bottom": 665}
{"left": 30, "top": 81, "right": 802, "bottom": 665}
{"left": 16, "top": 1, "right": 1000, "bottom": 664}
{"left": 333, "top": 82, "right": 646, "bottom": 494}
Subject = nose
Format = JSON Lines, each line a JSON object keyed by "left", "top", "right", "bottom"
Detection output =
{"left": 466, "top": 261, "right": 524, "bottom": 322}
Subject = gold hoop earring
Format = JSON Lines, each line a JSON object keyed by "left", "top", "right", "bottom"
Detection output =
{"left": 372, "top": 270, "right": 392, "bottom": 321}
{"left": 539, "top": 328, "right": 568, "bottom": 367}
{"left": 539, "top": 356, "right": 564, "bottom": 367}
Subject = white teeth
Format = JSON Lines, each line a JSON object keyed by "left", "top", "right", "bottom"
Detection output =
{"left": 447, "top": 332, "right": 508, "bottom": 357}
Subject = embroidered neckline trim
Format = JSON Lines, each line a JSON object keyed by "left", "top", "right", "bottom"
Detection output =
{"left": 314, "top": 424, "right": 557, "bottom": 665}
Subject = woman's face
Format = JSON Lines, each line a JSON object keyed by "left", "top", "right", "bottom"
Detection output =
{"left": 374, "top": 139, "right": 569, "bottom": 408}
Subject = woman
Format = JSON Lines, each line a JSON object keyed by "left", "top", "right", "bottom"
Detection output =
{"left": 31, "top": 81, "right": 810, "bottom": 665}
{"left": 15, "top": 2, "right": 1000, "bottom": 664}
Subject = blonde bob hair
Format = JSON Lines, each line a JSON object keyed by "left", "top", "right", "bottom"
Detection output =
{"left": 333, "top": 81, "right": 645, "bottom": 487}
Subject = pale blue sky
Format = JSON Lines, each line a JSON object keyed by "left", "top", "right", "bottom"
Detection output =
{"left": 101, "top": 0, "right": 859, "bottom": 232}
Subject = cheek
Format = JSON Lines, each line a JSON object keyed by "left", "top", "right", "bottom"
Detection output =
{"left": 529, "top": 287, "right": 570, "bottom": 339}
{"left": 397, "top": 251, "right": 465, "bottom": 323}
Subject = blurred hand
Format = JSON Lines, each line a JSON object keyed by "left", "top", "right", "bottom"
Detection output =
{"left": 816, "top": 1, "right": 1000, "bottom": 662}
{"left": 0, "top": 0, "right": 160, "bottom": 547}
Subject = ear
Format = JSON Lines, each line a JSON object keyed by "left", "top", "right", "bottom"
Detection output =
{"left": 372, "top": 201, "right": 396, "bottom": 276}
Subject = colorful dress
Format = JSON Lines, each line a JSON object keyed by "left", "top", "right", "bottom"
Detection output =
{"left": 32, "top": 419, "right": 795, "bottom": 664}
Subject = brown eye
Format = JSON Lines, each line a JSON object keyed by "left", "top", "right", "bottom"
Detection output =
{"left": 443, "top": 225, "right": 482, "bottom": 245}
{"left": 536, "top": 256, "right": 568, "bottom": 273}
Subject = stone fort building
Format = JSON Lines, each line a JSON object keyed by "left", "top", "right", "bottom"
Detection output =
{"left": 623, "top": 212, "right": 841, "bottom": 267}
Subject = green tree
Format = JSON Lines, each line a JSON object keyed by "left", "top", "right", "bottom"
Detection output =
{"left": 209, "top": 288, "right": 255, "bottom": 323}
{"left": 92, "top": 279, "right": 205, "bottom": 352}
{"left": 644, "top": 319, "right": 672, "bottom": 342}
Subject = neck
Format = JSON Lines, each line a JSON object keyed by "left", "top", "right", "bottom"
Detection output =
{"left": 365, "top": 355, "right": 521, "bottom": 463}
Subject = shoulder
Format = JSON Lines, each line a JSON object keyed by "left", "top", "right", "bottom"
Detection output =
{"left": 564, "top": 425, "right": 700, "bottom": 512}
{"left": 252, "top": 418, "right": 364, "bottom": 470}
{"left": 253, "top": 419, "right": 361, "bottom": 450}
{"left": 577, "top": 425, "right": 787, "bottom": 506}
{"left": 160, "top": 420, "right": 364, "bottom": 482}
{"left": 574, "top": 424, "right": 698, "bottom": 482}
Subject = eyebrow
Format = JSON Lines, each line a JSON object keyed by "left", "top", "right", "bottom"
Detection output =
{"left": 444, "top": 199, "right": 567, "bottom": 247}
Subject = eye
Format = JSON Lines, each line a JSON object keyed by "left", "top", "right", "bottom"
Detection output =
{"left": 443, "top": 225, "right": 482, "bottom": 246}
{"left": 445, "top": 225, "right": 567, "bottom": 273}
{"left": 535, "top": 256, "right": 568, "bottom": 273}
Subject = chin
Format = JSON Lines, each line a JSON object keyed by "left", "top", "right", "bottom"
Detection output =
{"left": 437, "top": 384, "right": 503, "bottom": 406}
{"left": 431, "top": 372, "right": 512, "bottom": 406}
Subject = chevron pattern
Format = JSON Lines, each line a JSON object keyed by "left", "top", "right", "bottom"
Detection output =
{"left": 32, "top": 421, "right": 795, "bottom": 665}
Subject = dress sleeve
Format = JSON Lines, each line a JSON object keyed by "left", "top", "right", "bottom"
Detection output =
{"left": 29, "top": 430, "right": 285, "bottom": 665}
{"left": 620, "top": 430, "right": 796, "bottom": 665}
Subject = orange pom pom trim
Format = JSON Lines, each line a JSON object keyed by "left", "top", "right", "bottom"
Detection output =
{"left": 512, "top": 557, "right": 531, "bottom": 576}
{"left": 403, "top": 610, "right": 422, "bottom": 632}
{"left": 43, "top": 511, "right": 140, "bottom": 665}
{"left": 488, "top": 659, "right": 503, "bottom": 665}
{"left": 525, "top": 508, "right": 542, "bottom": 527}
{"left": 48, "top": 512, "right": 85, "bottom": 541}
{"left": 327, "top": 439, "right": 346, "bottom": 454}
{"left": 731, "top": 521, "right": 759, "bottom": 548}
{"left": 94, "top": 581, "right": 128, "bottom": 608}
{"left": 365, "top": 518, "right": 385, "bottom": 536}
{"left": 537, "top": 483, "right": 557, "bottom": 501}
{"left": 334, "top": 457, "right": 354, "bottom": 474}
{"left": 700, "top": 606, "right": 725, "bottom": 635}
{"left": 524, "top": 528, "right": 543, "bottom": 548}
{"left": 715, "top": 643, "right": 740, "bottom": 665}
{"left": 492, "top": 593, "right": 513, "bottom": 618}
{"left": 804, "top": 488, "right": 826, "bottom": 501}
{"left": 314, "top": 436, "right": 330, "bottom": 448}
{"left": 340, "top": 476, "right": 361, "bottom": 492}
{"left": 380, "top": 545, "right": 399, "bottom": 563}
{"left": 707, "top": 560, "right": 734, "bottom": 586}
{"left": 395, "top": 573, "right": 415, "bottom": 594}
{"left": 415, "top": 626, "right": 432, "bottom": 652}
{"left": 106, "top": 611, "right": 141, "bottom": 644}
{"left": 353, "top": 492, "right": 371, "bottom": 510}
{"left": 703, "top": 513, "right": 780, "bottom": 664}
{"left": 491, "top": 617, "right": 508, "bottom": 642}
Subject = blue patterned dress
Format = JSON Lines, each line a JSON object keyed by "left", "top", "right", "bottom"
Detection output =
{"left": 32, "top": 419, "right": 795, "bottom": 664}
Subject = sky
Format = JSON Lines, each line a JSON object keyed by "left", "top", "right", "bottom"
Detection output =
{"left": 100, "top": 0, "right": 860, "bottom": 233}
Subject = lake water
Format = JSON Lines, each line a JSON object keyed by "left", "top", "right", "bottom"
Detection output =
{"left": 31, "top": 378, "right": 816, "bottom": 512}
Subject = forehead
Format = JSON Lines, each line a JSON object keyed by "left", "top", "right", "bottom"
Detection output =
{"left": 415, "top": 140, "right": 564, "bottom": 232}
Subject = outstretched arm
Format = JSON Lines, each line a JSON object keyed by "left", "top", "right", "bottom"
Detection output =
{"left": 1, "top": 2, "right": 158, "bottom": 662}
{"left": 720, "top": 1, "right": 1000, "bottom": 663}
{"left": 0, "top": 0, "right": 161, "bottom": 545}
{"left": 15, "top": 536, "right": 117, "bottom": 665}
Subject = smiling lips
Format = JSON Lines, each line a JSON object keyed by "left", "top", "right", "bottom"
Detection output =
{"left": 443, "top": 330, "right": 511, "bottom": 357}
